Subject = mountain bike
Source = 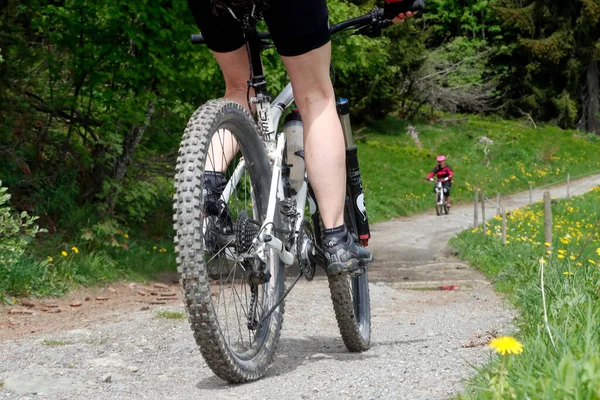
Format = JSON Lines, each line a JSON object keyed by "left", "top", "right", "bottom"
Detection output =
{"left": 430, "top": 178, "right": 450, "bottom": 216}
{"left": 173, "top": 3, "right": 423, "bottom": 383}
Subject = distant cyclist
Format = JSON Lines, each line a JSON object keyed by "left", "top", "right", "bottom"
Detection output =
{"left": 426, "top": 155, "right": 454, "bottom": 207}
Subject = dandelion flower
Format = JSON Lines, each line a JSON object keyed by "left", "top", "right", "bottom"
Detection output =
{"left": 47, "top": 256, "right": 53, "bottom": 262}
{"left": 489, "top": 336, "right": 523, "bottom": 355}
{"left": 563, "top": 271, "right": 574, "bottom": 276}
{"left": 61, "top": 251, "right": 68, "bottom": 257}
{"left": 545, "top": 242, "right": 551, "bottom": 247}
{"left": 71, "top": 246, "right": 79, "bottom": 254}
{"left": 577, "top": 262, "right": 583, "bottom": 267}
{"left": 124, "top": 234, "right": 129, "bottom": 239}
{"left": 597, "top": 248, "right": 600, "bottom": 256}
{"left": 570, "top": 255, "right": 576, "bottom": 260}
{"left": 589, "top": 260, "right": 596, "bottom": 265}
{"left": 557, "top": 254, "right": 565, "bottom": 259}
{"left": 153, "top": 246, "right": 157, "bottom": 250}
{"left": 539, "top": 258, "right": 546, "bottom": 265}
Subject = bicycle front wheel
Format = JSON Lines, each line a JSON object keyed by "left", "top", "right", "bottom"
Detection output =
{"left": 327, "top": 195, "right": 371, "bottom": 352}
{"left": 173, "top": 99, "right": 285, "bottom": 383}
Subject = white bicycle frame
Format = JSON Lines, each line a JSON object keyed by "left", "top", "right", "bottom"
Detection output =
{"left": 219, "top": 82, "right": 309, "bottom": 267}
{"left": 435, "top": 180, "right": 445, "bottom": 206}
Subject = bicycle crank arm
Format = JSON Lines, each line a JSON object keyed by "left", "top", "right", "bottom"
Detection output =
{"left": 258, "top": 231, "right": 295, "bottom": 266}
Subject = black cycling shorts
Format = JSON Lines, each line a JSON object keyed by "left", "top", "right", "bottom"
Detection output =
{"left": 187, "top": 0, "right": 330, "bottom": 56}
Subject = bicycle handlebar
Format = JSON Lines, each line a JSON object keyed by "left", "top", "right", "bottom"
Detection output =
{"left": 191, "top": 1, "right": 424, "bottom": 45}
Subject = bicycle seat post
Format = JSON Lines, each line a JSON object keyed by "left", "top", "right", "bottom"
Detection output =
{"left": 239, "top": 12, "right": 270, "bottom": 106}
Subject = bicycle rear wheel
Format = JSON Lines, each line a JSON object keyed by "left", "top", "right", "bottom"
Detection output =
{"left": 326, "top": 194, "right": 371, "bottom": 352}
{"left": 173, "top": 99, "right": 285, "bottom": 383}
{"left": 435, "top": 192, "right": 443, "bottom": 216}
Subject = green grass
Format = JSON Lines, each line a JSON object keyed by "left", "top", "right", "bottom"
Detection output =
{"left": 155, "top": 310, "right": 185, "bottom": 320}
{"left": 42, "top": 339, "right": 73, "bottom": 347}
{"left": 450, "top": 186, "right": 600, "bottom": 399}
{"left": 0, "top": 236, "right": 176, "bottom": 300}
{"left": 359, "top": 115, "right": 600, "bottom": 222}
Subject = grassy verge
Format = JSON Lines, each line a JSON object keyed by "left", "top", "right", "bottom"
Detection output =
{"left": 1, "top": 234, "right": 175, "bottom": 300}
{"left": 450, "top": 186, "right": 600, "bottom": 398}
{"left": 359, "top": 115, "right": 600, "bottom": 222}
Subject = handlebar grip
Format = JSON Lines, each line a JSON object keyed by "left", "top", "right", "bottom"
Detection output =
{"left": 191, "top": 34, "right": 206, "bottom": 44}
{"left": 384, "top": 0, "right": 425, "bottom": 17}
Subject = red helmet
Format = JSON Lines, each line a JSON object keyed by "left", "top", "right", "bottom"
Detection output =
{"left": 436, "top": 155, "right": 446, "bottom": 162}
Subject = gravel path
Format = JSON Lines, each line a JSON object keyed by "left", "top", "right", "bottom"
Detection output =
{"left": 1, "top": 175, "right": 598, "bottom": 400}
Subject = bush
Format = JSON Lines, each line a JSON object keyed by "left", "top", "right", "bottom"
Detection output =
{"left": 0, "top": 180, "right": 45, "bottom": 269}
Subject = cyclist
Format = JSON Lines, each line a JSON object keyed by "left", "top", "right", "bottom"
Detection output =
{"left": 427, "top": 155, "right": 454, "bottom": 207}
{"left": 188, "top": 0, "right": 415, "bottom": 276}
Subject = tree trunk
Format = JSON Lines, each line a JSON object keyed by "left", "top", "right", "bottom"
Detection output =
{"left": 580, "top": 58, "right": 600, "bottom": 134}
{"left": 106, "top": 99, "right": 156, "bottom": 214}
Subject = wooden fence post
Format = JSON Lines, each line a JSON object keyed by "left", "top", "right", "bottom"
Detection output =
{"left": 474, "top": 184, "right": 479, "bottom": 228}
{"left": 544, "top": 191, "right": 552, "bottom": 252}
{"left": 529, "top": 184, "right": 533, "bottom": 205}
{"left": 481, "top": 188, "right": 486, "bottom": 237}
{"left": 496, "top": 192, "right": 501, "bottom": 216}
{"left": 502, "top": 207, "right": 507, "bottom": 246}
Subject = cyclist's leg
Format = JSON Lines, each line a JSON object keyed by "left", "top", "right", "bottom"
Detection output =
{"left": 281, "top": 44, "right": 345, "bottom": 230}
{"left": 187, "top": 0, "right": 249, "bottom": 173}
{"left": 265, "top": 0, "right": 372, "bottom": 274}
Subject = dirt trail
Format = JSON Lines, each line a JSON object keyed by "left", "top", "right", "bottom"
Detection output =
{"left": 1, "top": 175, "right": 598, "bottom": 400}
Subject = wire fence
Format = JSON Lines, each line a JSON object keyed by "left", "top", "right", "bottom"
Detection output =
{"left": 473, "top": 170, "right": 600, "bottom": 241}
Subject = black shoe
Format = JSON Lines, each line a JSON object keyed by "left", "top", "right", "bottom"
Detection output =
{"left": 324, "top": 233, "right": 374, "bottom": 277}
{"left": 203, "top": 172, "right": 233, "bottom": 252}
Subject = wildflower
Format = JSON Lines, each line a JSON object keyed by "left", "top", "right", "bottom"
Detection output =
{"left": 539, "top": 258, "right": 546, "bottom": 265}
{"left": 577, "top": 262, "right": 583, "bottom": 267}
{"left": 557, "top": 254, "right": 565, "bottom": 259}
{"left": 47, "top": 256, "right": 53, "bottom": 262}
{"left": 153, "top": 246, "right": 157, "bottom": 250}
{"left": 71, "top": 246, "right": 79, "bottom": 254}
{"left": 62, "top": 251, "right": 68, "bottom": 257}
{"left": 159, "top": 248, "right": 167, "bottom": 253}
{"left": 545, "top": 242, "right": 551, "bottom": 247}
{"left": 563, "top": 271, "right": 574, "bottom": 276}
{"left": 489, "top": 336, "right": 524, "bottom": 355}
{"left": 597, "top": 248, "right": 600, "bottom": 256}
{"left": 589, "top": 260, "right": 596, "bottom": 265}
{"left": 124, "top": 234, "right": 129, "bottom": 239}
{"left": 570, "top": 255, "right": 576, "bottom": 260}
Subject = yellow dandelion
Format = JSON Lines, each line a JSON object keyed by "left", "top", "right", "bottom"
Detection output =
{"left": 557, "top": 254, "right": 565, "bottom": 259}
{"left": 539, "top": 258, "right": 546, "bottom": 265}
{"left": 545, "top": 242, "right": 551, "bottom": 247}
{"left": 71, "top": 246, "right": 79, "bottom": 254}
{"left": 570, "top": 255, "right": 576, "bottom": 260}
{"left": 577, "top": 262, "right": 583, "bottom": 266}
{"left": 489, "top": 336, "right": 524, "bottom": 355}
{"left": 124, "top": 234, "right": 129, "bottom": 239}
{"left": 61, "top": 251, "right": 68, "bottom": 257}
{"left": 589, "top": 260, "right": 596, "bottom": 265}
{"left": 153, "top": 246, "right": 157, "bottom": 250}
{"left": 47, "top": 256, "right": 53, "bottom": 262}
{"left": 563, "top": 271, "right": 574, "bottom": 276}
{"left": 160, "top": 248, "right": 167, "bottom": 253}
{"left": 597, "top": 248, "right": 600, "bottom": 256}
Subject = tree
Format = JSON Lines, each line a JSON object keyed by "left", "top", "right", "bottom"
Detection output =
{"left": 495, "top": 0, "right": 600, "bottom": 133}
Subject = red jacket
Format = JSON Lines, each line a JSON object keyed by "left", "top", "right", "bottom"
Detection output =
{"left": 427, "top": 164, "right": 454, "bottom": 181}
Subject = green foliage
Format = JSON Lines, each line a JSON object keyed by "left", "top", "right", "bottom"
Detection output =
{"left": 452, "top": 187, "right": 600, "bottom": 398}
{"left": 0, "top": 181, "right": 45, "bottom": 268}
{"left": 80, "top": 219, "right": 128, "bottom": 250}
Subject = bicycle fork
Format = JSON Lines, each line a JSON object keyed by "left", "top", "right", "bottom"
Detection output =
{"left": 337, "top": 98, "right": 371, "bottom": 246}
